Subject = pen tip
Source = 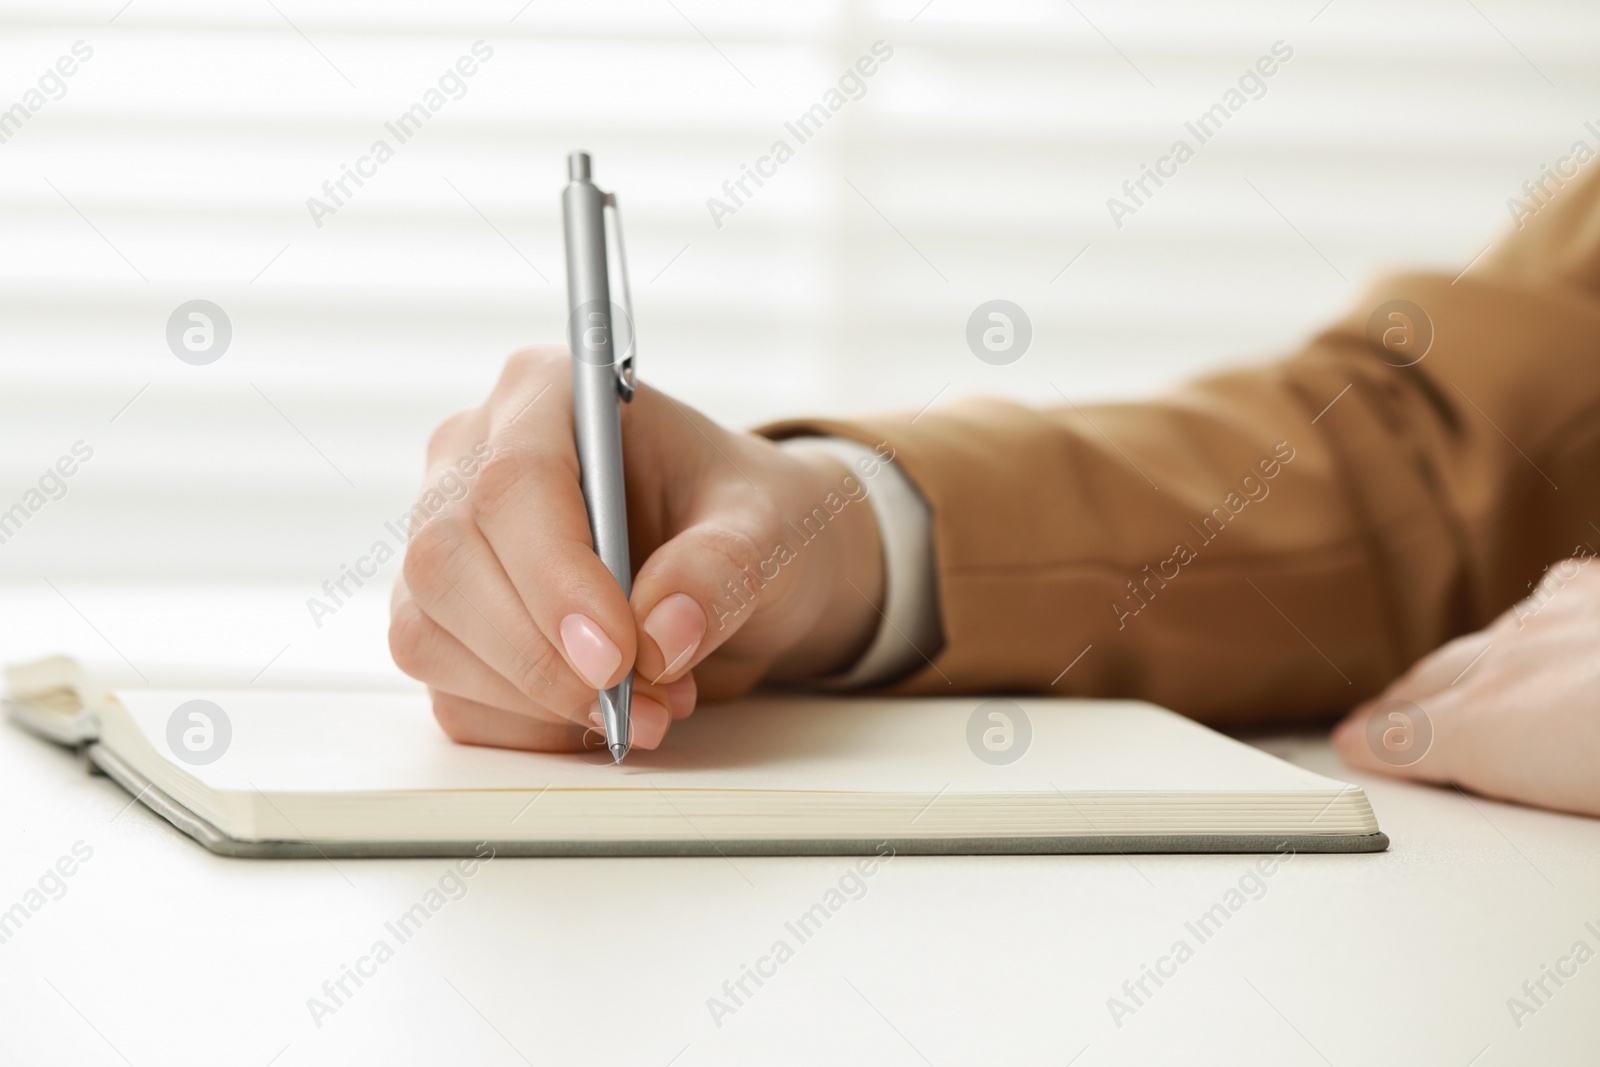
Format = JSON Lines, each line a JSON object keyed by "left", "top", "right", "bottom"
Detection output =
{"left": 610, "top": 742, "right": 628, "bottom": 764}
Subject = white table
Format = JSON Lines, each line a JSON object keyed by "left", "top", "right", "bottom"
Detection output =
{"left": 2, "top": 586, "right": 1598, "bottom": 1065}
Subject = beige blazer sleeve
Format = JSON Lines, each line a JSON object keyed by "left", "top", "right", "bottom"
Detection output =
{"left": 763, "top": 169, "right": 1600, "bottom": 729}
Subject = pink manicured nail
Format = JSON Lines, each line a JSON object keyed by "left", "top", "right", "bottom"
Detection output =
{"left": 642, "top": 593, "right": 707, "bottom": 681}
{"left": 587, "top": 703, "right": 603, "bottom": 729}
{"left": 560, "top": 613, "right": 622, "bottom": 690}
{"left": 629, "top": 696, "right": 672, "bottom": 750}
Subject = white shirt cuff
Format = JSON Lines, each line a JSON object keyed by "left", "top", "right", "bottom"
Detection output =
{"left": 779, "top": 437, "right": 942, "bottom": 688}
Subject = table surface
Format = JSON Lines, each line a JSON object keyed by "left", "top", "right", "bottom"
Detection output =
{"left": 2, "top": 585, "right": 1598, "bottom": 1066}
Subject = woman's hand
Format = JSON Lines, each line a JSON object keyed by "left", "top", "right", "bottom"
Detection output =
{"left": 1334, "top": 556, "right": 1600, "bottom": 817}
{"left": 388, "top": 347, "right": 886, "bottom": 753}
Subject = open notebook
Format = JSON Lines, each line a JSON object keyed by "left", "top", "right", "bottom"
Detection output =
{"left": 3, "top": 655, "right": 1385, "bottom": 857}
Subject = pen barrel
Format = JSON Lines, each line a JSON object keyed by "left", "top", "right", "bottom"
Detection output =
{"left": 561, "top": 173, "right": 633, "bottom": 602}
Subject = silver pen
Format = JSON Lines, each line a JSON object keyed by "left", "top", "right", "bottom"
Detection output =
{"left": 561, "top": 151, "right": 638, "bottom": 763}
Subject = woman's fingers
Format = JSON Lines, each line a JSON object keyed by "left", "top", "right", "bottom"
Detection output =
{"left": 468, "top": 432, "right": 639, "bottom": 694}
{"left": 1331, "top": 690, "right": 1459, "bottom": 785}
{"left": 629, "top": 518, "right": 788, "bottom": 685}
{"left": 1329, "top": 629, "right": 1488, "bottom": 783}
{"left": 395, "top": 345, "right": 841, "bottom": 754}
{"left": 436, "top": 347, "right": 644, "bottom": 707}
{"left": 1360, "top": 629, "right": 1496, "bottom": 710}
{"left": 624, "top": 416, "right": 877, "bottom": 687}
{"left": 663, "top": 673, "right": 697, "bottom": 720}
{"left": 401, "top": 513, "right": 590, "bottom": 717}
{"left": 430, "top": 688, "right": 681, "bottom": 754}
{"left": 429, "top": 689, "right": 590, "bottom": 753}
{"left": 1330, "top": 626, "right": 1498, "bottom": 785}
{"left": 394, "top": 575, "right": 690, "bottom": 749}
{"left": 391, "top": 583, "right": 571, "bottom": 724}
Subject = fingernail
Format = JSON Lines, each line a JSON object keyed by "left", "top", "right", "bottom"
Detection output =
{"left": 560, "top": 613, "right": 622, "bottom": 690}
{"left": 665, "top": 676, "right": 697, "bottom": 720}
{"left": 588, "top": 703, "right": 603, "bottom": 729}
{"left": 642, "top": 593, "right": 706, "bottom": 681}
{"left": 630, "top": 696, "right": 671, "bottom": 750}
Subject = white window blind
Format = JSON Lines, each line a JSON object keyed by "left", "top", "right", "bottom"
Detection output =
{"left": 0, "top": 0, "right": 1593, "bottom": 581}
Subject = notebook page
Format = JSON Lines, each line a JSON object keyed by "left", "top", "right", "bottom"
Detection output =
{"left": 108, "top": 690, "right": 1358, "bottom": 797}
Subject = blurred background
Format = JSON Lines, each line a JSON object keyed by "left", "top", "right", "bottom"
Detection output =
{"left": 0, "top": 0, "right": 1593, "bottom": 598}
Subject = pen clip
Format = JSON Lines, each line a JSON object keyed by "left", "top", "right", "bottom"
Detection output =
{"left": 602, "top": 191, "right": 637, "bottom": 403}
